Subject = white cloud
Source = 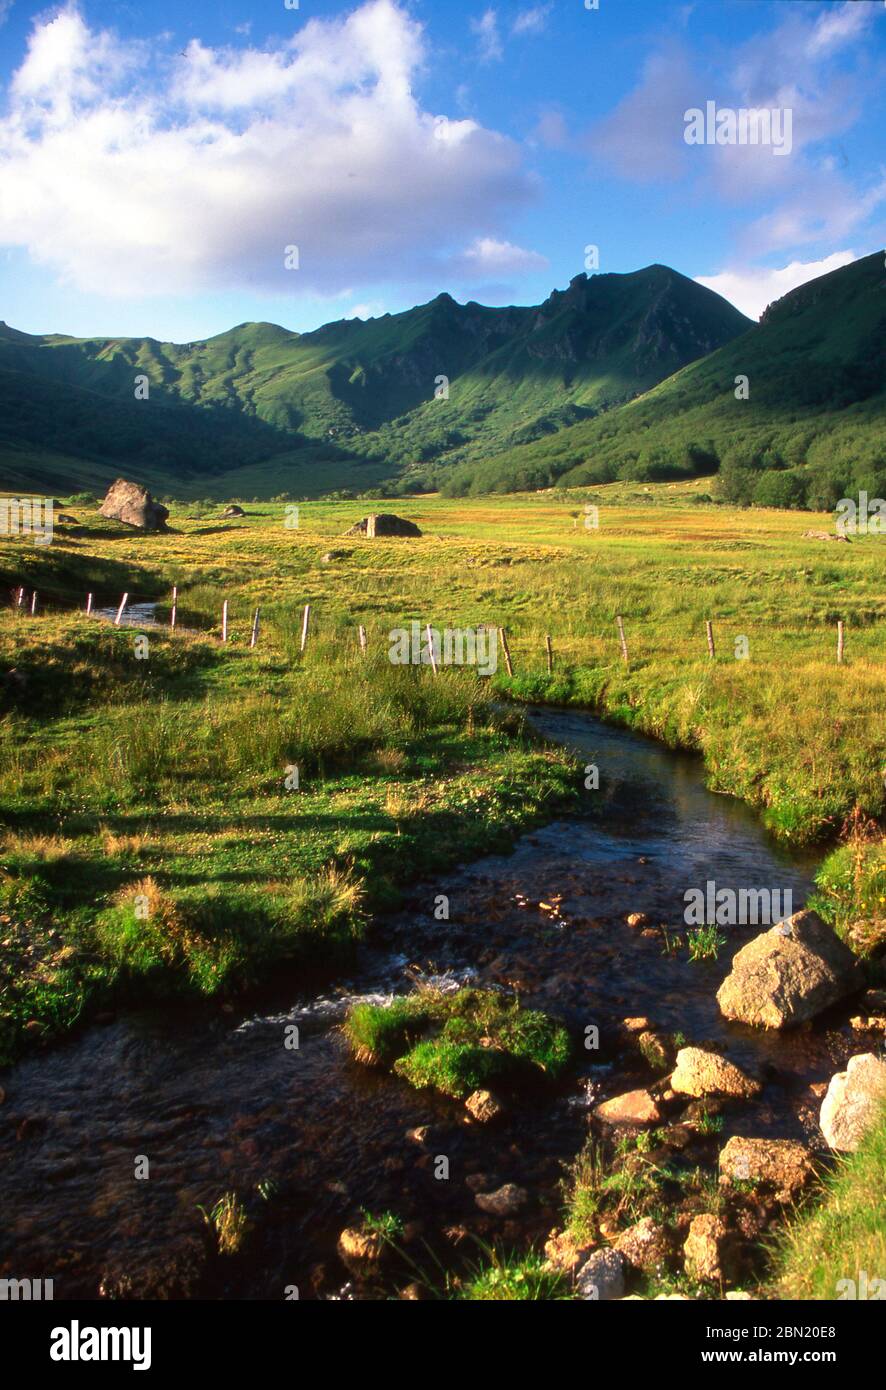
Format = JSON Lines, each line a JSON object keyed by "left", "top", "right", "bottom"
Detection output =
{"left": 0, "top": 1, "right": 13, "bottom": 29}
{"left": 471, "top": 9, "right": 502, "bottom": 64}
{"left": 451, "top": 236, "right": 549, "bottom": 276}
{"left": 0, "top": 1, "right": 539, "bottom": 298}
{"left": 345, "top": 300, "right": 386, "bottom": 320}
{"left": 696, "top": 251, "right": 857, "bottom": 321}
{"left": 512, "top": 6, "right": 552, "bottom": 37}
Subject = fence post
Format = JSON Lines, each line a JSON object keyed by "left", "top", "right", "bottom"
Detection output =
{"left": 359, "top": 624, "right": 367, "bottom": 655}
{"left": 706, "top": 620, "right": 715, "bottom": 659}
{"left": 221, "top": 600, "right": 229, "bottom": 643}
{"left": 545, "top": 634, "right": 553, "bottom": 675}
{"left": 616, "top": 615, "right": 629, "bottom": 663}
{"left": 86, "top": 593, "right": 93, "bottom": 616}
{"left": 16, "top": 587, "right": 24, "bottom": 609}
{"left": 837, "top": 620, "right": 845, "bottom": 665}
{"left": 170, "top": 586, "right": 178, "bottom": 631}
{"left": 425, "top": 623, "right": 438, "bottom": 676}
{"left": 114, "top": 593, "right": 128, "bottom": 627}
{"left": 300, "top": 604, "right": 311, "bottom": 654}
{"left": 499, "top": 627, "right": 514, "bottom": 678}
{"left": 250, "top": 607, "right": 260, "bottom": 649}
{"left": 30, "top": 591, "right": 38, "bottom": 616}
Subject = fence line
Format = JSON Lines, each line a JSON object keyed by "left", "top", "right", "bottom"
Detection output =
{"left": 2, "top": 583, "right": 871, "bottom": 670}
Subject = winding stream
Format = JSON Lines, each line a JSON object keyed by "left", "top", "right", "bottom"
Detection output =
{"left": 0, "top": 709, "right": 867, "bottom": 1299}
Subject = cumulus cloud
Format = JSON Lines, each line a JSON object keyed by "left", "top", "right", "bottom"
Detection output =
{"left": 449, "top": 236, "right": 549, "bottom": 277}
{"left": 696, "top": 251, "right": 857, "bottom": 321}
{"left": 0, "top": 1, "right": 542, "bottom": 298}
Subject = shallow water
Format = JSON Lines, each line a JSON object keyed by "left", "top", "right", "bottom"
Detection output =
{"left": 0, "top": 709, "right": 868, "bottom": 1299}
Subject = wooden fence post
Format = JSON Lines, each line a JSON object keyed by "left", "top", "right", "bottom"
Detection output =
{"left": 221, "top": 600, "right": 229, "bottom": 643}
{"left": 616, "top": 615, "right": 629, "bottom": 663}
{"left": 170, "top": 586, "right": 178, "bottom": 631}
{"left": 250, "top": 607, "right": 260, "bottom": 649}
{"left": 114, "top": 593, "right": 128, "bottom": 627}
{"left": 358, "top": 624, "right": 367, "bottom": 655}
{"left": 545, "top": 634, "right": 553, "bottom": 675}
{"left": 30, "top": 591, "right": 38, "bottom": 616}
{"left": 86, "top": 593, "right": 93, "bottom": 616}
{"left": 300, "top": 604, "right": 311, "bottom": 654}
{"left": 425, "top": 623, "right": 438, "bottom": 676}
{"left": 16, "top": 586, "right": 24, "bottom": 609}
{"left": 499, "top": 627, "right": 514, "bottom": 677}
{"left": 837, "top": 620, "right": 845, "bottom": 665}
{"left": 706, "top": 620, "right": 715, "bottom": 659}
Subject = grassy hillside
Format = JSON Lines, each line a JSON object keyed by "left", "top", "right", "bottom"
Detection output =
{"left": 444, "top": 252, "right": 886, "bottom": 506}
{"left": 0, "top": 266, "right": 750, "bottom": 497}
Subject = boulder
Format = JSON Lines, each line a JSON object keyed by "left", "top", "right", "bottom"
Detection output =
{"left": 464, "top": 1089, "right": 505, "bottom": 1124}
{"left": 819, "top": 1053, "right": 886, "bottom": 1152}
{"left": 716, "top": 910, "right": 860, "bottom": 1029}
{"left": 576, "top": 1248, "right": 626, "bottom": 1301}
{"left": 474, "top": 1183, "right": 527, "bottom": 1217}
{"left": 345, "top": 513, "right": 422, "bottom": 538}
{"left": 594, "top": 1088, "right": 662, "bottom": 1126}
{"left": 671, "top": 1047, "right": 761, "bottom": 1099}
{"left": 614, "top": 1217, "right": 671, "bottom": 1274}
{"left": 684, "top": 1213, "right": 730, "bottom": 1283}
{"left": 718, "top": 1136, "right": 816, "bottom": 1201}
{"left": 100, "top": 479, "right": 169, "bottom": 532}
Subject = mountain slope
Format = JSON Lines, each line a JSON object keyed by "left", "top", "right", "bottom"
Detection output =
{"left": 0, "top": 265, "right": 751, "bottom": 496}
{"left": 443, "top": 252, "right": 886, "bottom": 507}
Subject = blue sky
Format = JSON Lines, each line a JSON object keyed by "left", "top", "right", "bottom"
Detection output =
{"left": 0, "top": 0, "right": 883, "bottom": 340}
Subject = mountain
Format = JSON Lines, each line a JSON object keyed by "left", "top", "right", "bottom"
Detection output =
{"left": 442, "top": 252, "right": 886, "bottom": 508}
{"left": 0, "top": 265, "right": 751, "bottom": 497}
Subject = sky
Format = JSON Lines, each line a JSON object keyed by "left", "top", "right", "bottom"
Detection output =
{"left": 0, "top": 0, "right": 883, "bottom": 340}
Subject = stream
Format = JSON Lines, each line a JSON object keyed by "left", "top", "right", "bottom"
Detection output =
{"left": 0, "top": 709, "right": 870, "bottom": 1300}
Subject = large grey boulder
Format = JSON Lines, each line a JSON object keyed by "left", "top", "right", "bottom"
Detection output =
{"left": 716, "top": 910, "right": 860, "bottom": 1029}
{"left": 100, "top": 479, "right": 169, "bottom": 532}
{"left": 576, "top": 1248, "right": 626, "bottom": 1301}
{"left": 820, "top": 1053, "right": 886, "bottom": 1152}
{"left": 345, "top": 513, "right": 422, "bottom": 538}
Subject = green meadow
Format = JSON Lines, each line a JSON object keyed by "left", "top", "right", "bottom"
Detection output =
{"left": 2, "top": 482, "right": 885, "bottom": 1059}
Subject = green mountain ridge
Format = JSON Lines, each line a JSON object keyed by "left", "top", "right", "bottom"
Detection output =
{"left": 1, "top": 254, "right": 882, "bottom": 505}
{"left": 443, "top": 252, "right": 886, "bottom": 508}
{"left": 0, "top": 265, "right": 750, "bottom": 497}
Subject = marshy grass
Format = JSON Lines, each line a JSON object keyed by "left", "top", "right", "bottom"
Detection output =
{"left": 773, "top": 1105, "right": 886, "bottom": 1299}
{"left": 199, "top": 1192, "right": 250, "bottom": 1256}
{"left": 344, "top": 986, "right": 572, "bottom": 1098}
{"left": 456, "top": 1247, "right": 573, "bottom": 1301}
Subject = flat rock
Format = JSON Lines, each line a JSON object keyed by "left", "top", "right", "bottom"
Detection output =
{"left": 716, "top": 910, "right": 860, "bottom": 1029}
{"left": 719, "top": 1136, "right": 816, "bottom": 1201}
{"left": 474, "top": 1183, "right": 527, "bottom": 1217}
{"left": 345, "top": 513, "right": 422, "bottom": 538}
{"left": 671, "top": 1046, "right": 761, "bottom": 1099}
{"left": 594, "top": 1088, "right": 662, "bottom": 1126}
{"left": 576, "top": 1248, "right": 626, "bottom": 1301}
{"left": 820, "top": 1052, "right": 886, "bottom": 1152}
